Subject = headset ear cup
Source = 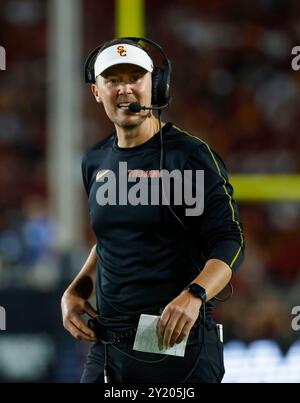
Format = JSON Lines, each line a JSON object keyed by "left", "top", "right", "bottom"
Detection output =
{"left": 84, "top": 45, "right": 102, "bottom": 83}
{"left": 161, "top": 66, "right": 171, "bottom": 105}
{"left": 152, "top": 67, "right": 163, "bottom": 106}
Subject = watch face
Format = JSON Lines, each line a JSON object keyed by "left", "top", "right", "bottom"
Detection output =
{"left": 188, "top": 283, "right": 206, "bottom": 301}
{"left": 189, "top": 284, "right": 201, "bottom": 297}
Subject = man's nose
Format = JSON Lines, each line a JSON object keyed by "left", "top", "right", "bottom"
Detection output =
{"left": 117, "top": 82, "right": 133, "bottom": 95}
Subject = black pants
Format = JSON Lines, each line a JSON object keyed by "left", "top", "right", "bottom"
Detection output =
{"left": 80, "top": 324, "right": 225, "bottom": 383}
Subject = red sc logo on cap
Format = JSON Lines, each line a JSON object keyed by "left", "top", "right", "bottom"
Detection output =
{"left": 117, "top": 45, "right": 127, "bottom": 57}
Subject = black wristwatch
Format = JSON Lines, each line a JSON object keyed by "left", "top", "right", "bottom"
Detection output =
{"left": 186, "top": 283, "right": 206, "bottom": 304}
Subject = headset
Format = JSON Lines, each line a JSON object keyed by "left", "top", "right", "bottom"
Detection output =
{"left": 84, "top": 36, "right": 172, "bottom": 107}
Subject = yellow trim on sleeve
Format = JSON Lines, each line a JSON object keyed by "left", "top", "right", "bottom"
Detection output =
{"left": 230, "top": 245, "right": 242, "bottom": 269}
{"left": 172, "top": 125, "right": 244, "bottom": 249}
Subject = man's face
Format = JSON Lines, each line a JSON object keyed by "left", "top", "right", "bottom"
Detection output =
{"left": 92, "top": 63, "right": 152, "bottom": 128}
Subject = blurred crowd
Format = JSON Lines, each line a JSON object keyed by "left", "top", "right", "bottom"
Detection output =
{"left": 146, "top": 0, "right": 300, "bottom": 173}
{"left": 0, "top": 0, "right": 53, "bottom": 287}
{"left": 0, "top": 0, "right": 300, "bottom": 363}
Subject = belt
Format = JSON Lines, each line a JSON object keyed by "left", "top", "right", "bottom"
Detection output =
{"left": 100, "top": 327, "right": 137, "bottom": 344}
{"left": 88, "top": 318, "right": 137, "bottom": 344}
{"left": 88, "top": 317, "right": 215, "bottom": 345}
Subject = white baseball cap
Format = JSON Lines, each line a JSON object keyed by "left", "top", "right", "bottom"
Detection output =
{"left": 94, "top": 43, "right": 153, "bottom": 80}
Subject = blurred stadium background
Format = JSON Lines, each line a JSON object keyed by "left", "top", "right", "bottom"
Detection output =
{"left": 1, "top": 0, "right": 300, "bottom": 383}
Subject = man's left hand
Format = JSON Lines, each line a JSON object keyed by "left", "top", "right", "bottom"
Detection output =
{"left": 156, "top": 290, "right": 202, "bottom": 348}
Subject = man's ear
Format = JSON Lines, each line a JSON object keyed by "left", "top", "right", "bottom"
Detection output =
{"left": 91, "top": 83, "right": 102, "bottom": 103}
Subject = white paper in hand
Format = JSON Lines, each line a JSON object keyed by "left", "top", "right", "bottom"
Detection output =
{"left": 133, "top": 314, "right": 188, "bottom": 357}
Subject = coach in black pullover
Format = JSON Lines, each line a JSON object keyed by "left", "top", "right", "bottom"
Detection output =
{"left": 61, "top": 37, "right": 244, "bottom": 383}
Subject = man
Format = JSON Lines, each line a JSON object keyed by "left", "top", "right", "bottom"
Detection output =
{"left": 61, "top": 38, "right": 244, "bottom": 383}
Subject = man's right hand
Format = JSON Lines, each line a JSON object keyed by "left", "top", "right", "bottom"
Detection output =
{"left": 61, "top": 290, "right": 98, "bottom": 342}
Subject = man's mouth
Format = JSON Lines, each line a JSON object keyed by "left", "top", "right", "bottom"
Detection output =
{"left": 117, "top": 102, "right": 130, "bottom": 108}
{"left": 117, "top": 100, "right": 138, "bottom": 109}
